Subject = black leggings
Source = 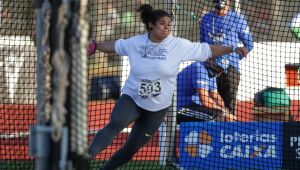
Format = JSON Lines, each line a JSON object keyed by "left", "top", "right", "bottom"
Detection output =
{"left": 88, "top": 94, "right": 169, "bottom": 170}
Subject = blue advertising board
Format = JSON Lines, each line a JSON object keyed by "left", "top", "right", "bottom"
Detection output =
{"left": 179, "top": 122, "right": 283, "bottom": 170}
{"left": 282, "top": 123, "right": 300, "bottom": 169}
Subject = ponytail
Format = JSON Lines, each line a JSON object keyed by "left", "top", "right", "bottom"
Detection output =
{"left": 137, "top": 4, "right": 171, "bottom": 31}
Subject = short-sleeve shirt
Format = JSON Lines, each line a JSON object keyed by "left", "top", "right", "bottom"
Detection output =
{"left": 200, "top": 10, "right": 253, "bottom": 71}
{"left": 115, "top": 33, "right": 212, "bottom": 111}
{"left": 177, "top": 62, "right": 217, "bottom": 110}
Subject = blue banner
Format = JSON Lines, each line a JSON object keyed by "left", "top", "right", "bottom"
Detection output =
{"left": 179, "top": 122, "right": 283, "bottom": 170}
{"left": 282, "top": 123, "right": 300, "bottom": 169}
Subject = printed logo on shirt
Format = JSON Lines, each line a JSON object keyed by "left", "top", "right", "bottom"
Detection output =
{"left": 243, "top": 26, "right": 250, "bottom": 34}
{"left": 141, "top": 46, "right": 167, "bottom": 60}
{"left": 197, "top": 80, "right": 208, "bottom": 85}
{"left": 208, "top": 32, "right": 225, "bottom": 45}
{"left": 145, "top": 133, "right": 152, "bottom": 137}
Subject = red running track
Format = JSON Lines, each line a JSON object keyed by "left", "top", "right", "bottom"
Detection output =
{"left": 0, "top": 100, "right": 299, "bottom": 160}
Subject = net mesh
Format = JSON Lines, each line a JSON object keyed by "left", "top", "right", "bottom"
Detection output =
{"left": 0, "top": 0, "right": 36, "bottom": 169}
{"left": 0, "top": 0, "right": 300, "bottom": 169}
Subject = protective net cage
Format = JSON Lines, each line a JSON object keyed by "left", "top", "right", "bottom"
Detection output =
{"left": 0, "top": 0, "right": 300, "bottom": 170}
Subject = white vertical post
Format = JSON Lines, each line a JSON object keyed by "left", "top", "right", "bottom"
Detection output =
{"left": 158, "top": 0, "right": 178, "bottom": 166}
{"left": 235, "top": 0, "right": 241, "bottom": 13}
{"left": 158, "top": 122, "right": 167, "bottom": 165}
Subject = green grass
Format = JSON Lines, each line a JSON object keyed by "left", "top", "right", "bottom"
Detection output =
{"left": 90, "top": 160, "right": 177, "bottom": 170}
{"left": 0, "top": 160, "right": 177, "bottom": 170}
{"left": 0, "top": 160, "right": 295, "bottom": 170}
{"left": 0, "top": 160, "right": 34, "bottom": 170}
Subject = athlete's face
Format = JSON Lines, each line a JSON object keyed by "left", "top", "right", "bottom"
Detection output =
{"left": 149, "top": 16, "right": 172, "bottom": 42}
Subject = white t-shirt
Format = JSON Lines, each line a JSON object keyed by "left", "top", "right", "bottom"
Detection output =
{"left": 115, "top": 33, "right": 212, "bottom": 111}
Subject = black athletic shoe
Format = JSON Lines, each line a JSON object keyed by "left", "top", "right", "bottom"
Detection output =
{"left": 167, "top": 157, "right": 185, "bottom": 170}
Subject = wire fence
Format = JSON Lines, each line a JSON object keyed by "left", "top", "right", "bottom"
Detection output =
{"left": 0, "top": 0, "right": 300, "bottom": 169}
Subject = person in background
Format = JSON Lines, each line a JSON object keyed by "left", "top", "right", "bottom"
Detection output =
{"left": 87, "top": 4, "right": 248, "bottom": 169}
{"left": 177, "top": 57, "right": 236, "bottom": 122}
{"left": 168, "top": 57, "right": 235, "bottom": 169}
{"left": 200, "top": 0, "right": 253, "bottom": 115}
{"left": 290, "top": 12, "right": 300, "bottom": 40}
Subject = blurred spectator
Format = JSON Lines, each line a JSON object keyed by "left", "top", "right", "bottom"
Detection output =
{"left": 200, "top": 0, "right": 253, "bottom": 115}
{"left": 177, "top": 57, "right": 236, "bottom": 122}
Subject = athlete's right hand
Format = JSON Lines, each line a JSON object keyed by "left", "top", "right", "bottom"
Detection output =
{"left": 235, "top": 47, "right": 249, "bottom": 58}
{"left": 87, "top": 39, "right": 97, "bottom": 56}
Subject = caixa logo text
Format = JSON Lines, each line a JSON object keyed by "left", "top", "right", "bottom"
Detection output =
{"left": 219, "top": 130, "right": 277, "bottom": 158}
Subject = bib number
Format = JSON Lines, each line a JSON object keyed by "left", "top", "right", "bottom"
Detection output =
{"left": 138, "top": 79, "right": 162, "bottom": 97}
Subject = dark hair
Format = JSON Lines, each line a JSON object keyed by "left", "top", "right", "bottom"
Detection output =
{"left": 137, "top": 4, "right": 172, "bottom": 31}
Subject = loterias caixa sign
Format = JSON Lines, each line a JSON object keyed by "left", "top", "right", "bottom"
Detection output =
{"left": 179, "top": 122, "right": 300, "bottom": 170}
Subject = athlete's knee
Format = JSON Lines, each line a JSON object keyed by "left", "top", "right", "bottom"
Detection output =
{"left": 106, "top": 120, "right": 125, "bottom": 134}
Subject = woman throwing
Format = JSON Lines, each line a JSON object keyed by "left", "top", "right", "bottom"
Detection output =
{"left": 87, "top": 4, "right": 248, "bottom": 170}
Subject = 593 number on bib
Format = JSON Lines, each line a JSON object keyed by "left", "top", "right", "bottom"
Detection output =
{"left": 138, "top": 79, "right": 162, "bottom": 97}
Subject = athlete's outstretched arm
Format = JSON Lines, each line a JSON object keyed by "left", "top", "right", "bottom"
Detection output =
{"left": 88, "top": 40, "right": 116, "bottom": 56}
{"left": 210, "top": 45, "right": 249, "bottom": 59}
{"left": 95, "top": 40, "right": 116, "bottom": 53}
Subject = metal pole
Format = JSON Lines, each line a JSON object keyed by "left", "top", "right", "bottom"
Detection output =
{"left": 31, "top": 0, "right": 52, "bottom": 169}
{"left": 235, "top": 0, "right": 241, "bottom": 13}
{"left": 160, "top": 0, "right": 178, "bottom": 166}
